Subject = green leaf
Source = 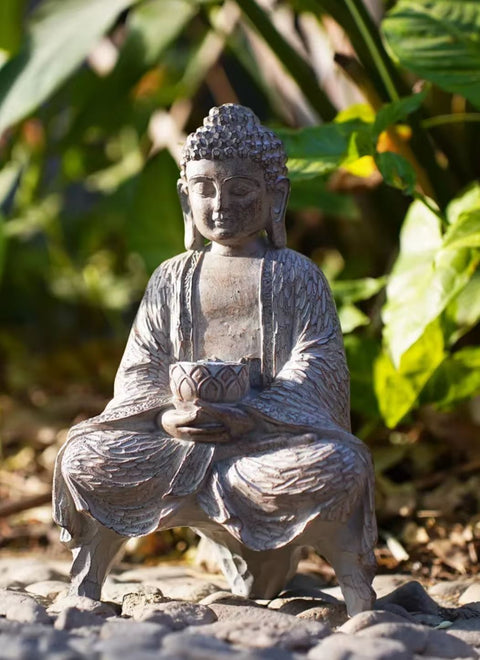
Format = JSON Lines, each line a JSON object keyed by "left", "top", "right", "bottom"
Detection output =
{"left": 421, "top": 346, "right": 480, "bottom": 409}
{"left": 0, "top": 0, "right": 25, "bottom": 57}
{"left": 338, "top": 304, "right": 370, "bottom": 334}
{"left": 374, "top": 151, "right": 416, "bottom": 194}
{"left": 374, "top": 320, "right": 445, "bottom": 427}
{"left": 443, "top": 270, "right": 480, "bottom": 345}
{"left": 344, "top": 334, "right": 381, "bottom": 419}
{"left": 382, "top": 0, "right": 480, "bottom": 109}
{"left": 382, "top": 198, "right": 479, "bottom": 366}
{"left": 126, "top": 150, "right": 184, "bottom": 271}
{"left": 277, "top": 120, "right": 372, "bottom": 181}
{"left": 446, "top": 182, "right": 480, "bottom": 225}
{"left": 332, "top": 277, "right": 387, "bottom": 304}
{"left": 443, "top": 209, "right": 480, "bottom": 250}
{"left": 126, "top": 0, "right": 196, "bottom": 66}
{"left": 373, "top": 90, "right": 427, "bottom": 137}
{"left": 0, "top": 0, "right": 138, "bottom": 134}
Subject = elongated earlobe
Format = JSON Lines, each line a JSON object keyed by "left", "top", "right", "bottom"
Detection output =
{"left": 266, "top": 177, "right": 290, "bottom": 248}
{"left": 177, "top": 179, "right": 204, "bottom": 250}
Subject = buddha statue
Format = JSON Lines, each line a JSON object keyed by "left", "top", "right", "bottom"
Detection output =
{"left": 53, "top": 104, "right": 377, "bottom": 616}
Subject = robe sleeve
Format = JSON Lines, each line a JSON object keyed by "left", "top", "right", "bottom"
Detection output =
{"left": 244, "top": 257, "right": 352, "bottom": 433}
{"left": 96, "top": 263, "right": 175, "bottom": 423}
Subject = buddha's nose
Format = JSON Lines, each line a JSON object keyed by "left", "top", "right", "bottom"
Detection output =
{"left": 212, "top": 189, "right": 225, "bottom": 215}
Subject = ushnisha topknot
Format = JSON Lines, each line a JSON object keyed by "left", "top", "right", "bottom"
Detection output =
{"left": 180, "top": 104, "right": 288, "bottom": 189}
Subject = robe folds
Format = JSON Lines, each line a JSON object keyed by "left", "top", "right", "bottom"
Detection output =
{"left": 54, "top": 247, "right": 376, "bottom": 554}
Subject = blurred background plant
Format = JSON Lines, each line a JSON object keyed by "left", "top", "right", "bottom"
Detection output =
{"left": 1, "top": 0, "right": 480, "bottom": 579}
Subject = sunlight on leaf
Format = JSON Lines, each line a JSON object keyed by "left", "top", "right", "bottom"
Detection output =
{"left": 338, "top": 304, "right": 370, "bottom": 334}
{"left": 332, "top": 277, "right": 387, "bottom": 304}
{"left": 383, "top": 191, "right": 480, "bottom": 367}
{"left": 443, "top": 271, "right": 480, "bottom": 346}
{"left": 383, "top": 0, "right": 480, "bottom": 109}
{"left": 335, "top": 104, "right": 375, "bottom": 124}
{"left": 375, "top": 320, "right": 445, "bottom": 427}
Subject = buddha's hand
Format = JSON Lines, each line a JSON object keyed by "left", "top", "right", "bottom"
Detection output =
{"left": 160, "top": 400, "right": 254, "bottom": 443}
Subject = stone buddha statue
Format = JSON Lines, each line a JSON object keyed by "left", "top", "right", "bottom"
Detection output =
{"left": 53, "top": 104, "right": 377, "bottom": 616}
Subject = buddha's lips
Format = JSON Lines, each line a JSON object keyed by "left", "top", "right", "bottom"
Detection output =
{"left": 213, "top": 218, "right": 235, "bottom": 228}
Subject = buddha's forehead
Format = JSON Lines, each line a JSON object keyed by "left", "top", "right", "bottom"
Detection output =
{"left": 185, "top": 158, "right": 265, "bottom": 182}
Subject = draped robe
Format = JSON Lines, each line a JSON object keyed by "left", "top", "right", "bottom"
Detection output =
{"left": 53, "top": 247, "right": 376, "bottom": 555}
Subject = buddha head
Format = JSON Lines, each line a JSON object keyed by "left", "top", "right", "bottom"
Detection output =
{"left": 178, "top": 104, "right": 290, "bottom": 250}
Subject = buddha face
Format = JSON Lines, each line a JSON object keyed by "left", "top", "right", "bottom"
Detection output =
{"left": 183, "top": 158, "right": 272, "bottom": 247}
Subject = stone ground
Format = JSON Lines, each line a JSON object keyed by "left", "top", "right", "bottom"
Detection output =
{"left": 1, "top": 557, "right": 480, "bottom": 659}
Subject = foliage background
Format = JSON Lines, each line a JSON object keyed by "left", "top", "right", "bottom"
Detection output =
{"left": 1, "top": 0, "right": 480, "bottom": 576}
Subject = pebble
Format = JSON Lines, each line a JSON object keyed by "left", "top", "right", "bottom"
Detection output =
{"left": 423, "top": 628, "right": 478, "bottom": 658}
{"left": 97, "top": 619, "right": 169, "bottom": 654}
{"left": 0, "top": 558, "right": 66, "bottom": 588}
{"left": 459, "top": 582, "right": 480, "bottom": 606}
{"left": 193, "top": 607, "right": 330, "bottom": 651}
{"left": 121, "top": 589, "right": 167, "bottom": 616}
{"left": 48, "top": 594, "right": 119, "bottom": 616}
{"left": 296, "top": 602, "right": 347, "bottom": 629}
{"left": 339, "top": 609, "right": 414, "bottom": 634}
{"left": 429, "top": 579, "right": 472, "bottom": 605}
{"left": 358, "top": 622, "right": 430, "bottom": 653}
{"left": 2, "top": 559, "right": 480, "bottom": 659}
{"left": 308, "top": 632, "right": 411, "bottom": 659}
{"left": 137, "top": 601, "right": 218, "bottom": 628}
{"left": 25, "top": 580, "right": 69, "bottom": 600}
{"left": 0, "top": 588, "right": 51, "bottom": 624}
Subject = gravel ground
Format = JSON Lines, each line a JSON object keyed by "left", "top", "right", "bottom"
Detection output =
{"left": 1, "top": 557, "right": 480, "bottom": 659}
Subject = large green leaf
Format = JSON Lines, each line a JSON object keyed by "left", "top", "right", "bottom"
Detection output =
{"left": 382, "top": 0, "right": 480, "bottom": 109}
{"left": 0, "top": 0, "right": 138, "bottom": 134}
{"left": 382, "top": 196, "right": 479, "bottom": 367}
{"left": 374, "top": 320, "right": 445, "bottom": 427}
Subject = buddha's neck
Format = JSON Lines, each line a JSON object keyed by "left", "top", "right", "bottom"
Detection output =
{"left": 209, "top": 236, "right": 267, "bottom": 258}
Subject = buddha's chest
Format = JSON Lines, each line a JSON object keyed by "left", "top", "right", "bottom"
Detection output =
{"left": 193, "top": 255, "right": 262, "bottom": 359}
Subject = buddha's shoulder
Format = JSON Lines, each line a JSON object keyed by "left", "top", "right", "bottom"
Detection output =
{"left": 148, "top": 251, "right": 196, "bottom": 284}
{"left": 274, "top": 248, "right": 326, "bottom": 282}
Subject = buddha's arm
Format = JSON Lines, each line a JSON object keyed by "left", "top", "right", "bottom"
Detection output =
{"left": 103, "top": 265, "right": 173, "bottom": 417}
{"left": 243, "top": 262, "right": 351, "bottom": 433}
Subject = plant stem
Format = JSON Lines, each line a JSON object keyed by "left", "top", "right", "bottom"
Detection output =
{"left": 234, "top": 0, "right": 337, "bottom": 121}
{"left": 423, "top": 113, "right": 480, "bottom": 129}
{"left": 343, "top": 0, "right": 399, "bottom": 102}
